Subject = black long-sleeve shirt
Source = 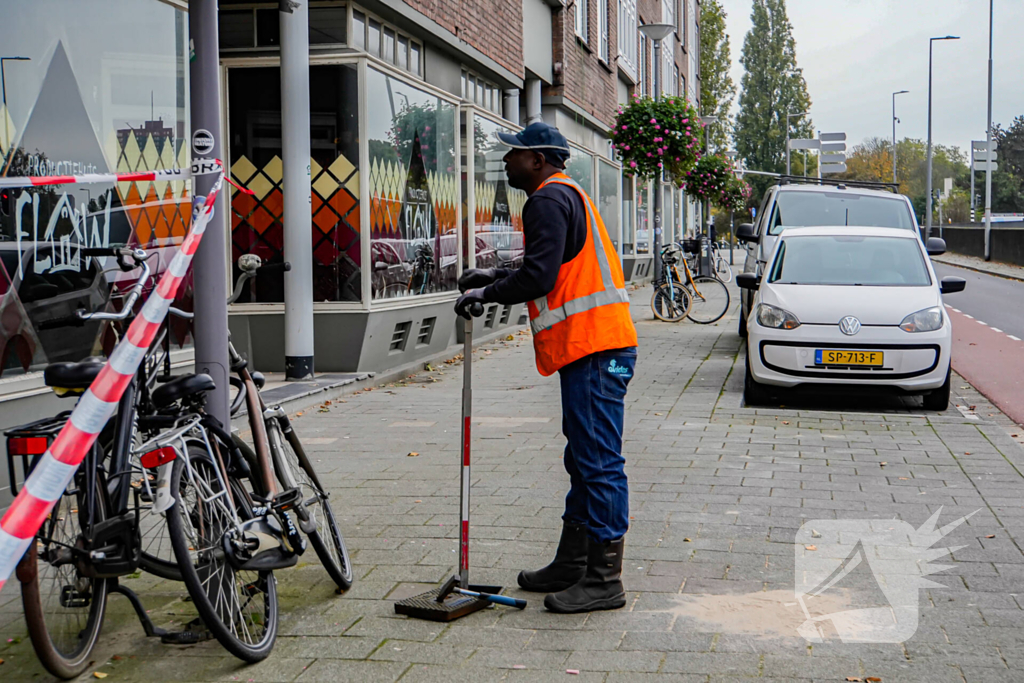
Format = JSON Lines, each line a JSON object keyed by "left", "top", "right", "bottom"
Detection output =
{"left": 483, "top": 181, "right": 587, "bottom": 305}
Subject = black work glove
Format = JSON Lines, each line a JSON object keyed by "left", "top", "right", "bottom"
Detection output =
{"left": 454, "top": 288, "right": 487, "bottom": 319}
{"left": 458, "top": 267, "right": 500, "bottom": 292}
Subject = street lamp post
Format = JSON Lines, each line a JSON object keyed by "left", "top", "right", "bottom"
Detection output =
{"left": 785, "top": 111, "right": 807, "bottom": 176}
{"left": 892, "top": 90, "right": 908, "bottom": 184}
{"left": 926, "top": 35, "right": 959, "bottom": 239}
{"left": 700, "top": 115, "right": 718, "bottom": 277}
{"left": 1, "top": 56, "right": 30, "bottom": 173}
{"left": 638, "top": 23, "right": 674, "bottom": 283}
{"left": 983, "top": 0, "right": 995, "bottom": 261}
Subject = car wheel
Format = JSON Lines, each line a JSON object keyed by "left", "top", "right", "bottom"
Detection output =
{"left": 738, "top": 310, "right": 747, "bottom": 337}
{"left": 743, "top": 351, "right": 772, "bottom": 406}
{"left": 922, "top": 365, "right": 951, "bottom": 411}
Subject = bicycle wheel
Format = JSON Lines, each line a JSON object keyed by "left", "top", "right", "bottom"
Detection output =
{"left": 651, "top": 281, "right": 692, "bottom": 322}
{"left": 269, "top": 420, "right": 353, "bottom": 591}
{"left": 19, "top": 473, "right": 109, "bottom": 679}
{"left": 687, "top": 275, "right": 731, "bottom": 324}
{"left": 166, "top": 443, "right": 278, "bottom": 662}
{"left": 715, "top": 256, "right": 733, "bottom": 283}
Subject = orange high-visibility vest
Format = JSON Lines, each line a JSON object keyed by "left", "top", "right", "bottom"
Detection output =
{"left": 527, "top": 173, "right": 638, "bottom": 376}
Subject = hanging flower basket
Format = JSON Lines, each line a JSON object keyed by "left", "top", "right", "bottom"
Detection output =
{"left": 610, "top": 95, "right": 702, "bottom": 184}
{"left": 684, "top": 154, "right": 748, "bottom": 210}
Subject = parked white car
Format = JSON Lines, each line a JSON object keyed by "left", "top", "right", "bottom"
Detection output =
{"left": 737, "top": 226, "right": 966, "bottom": 410}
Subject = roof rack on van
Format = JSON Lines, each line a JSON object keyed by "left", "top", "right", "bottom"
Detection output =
{"left": 775, "top": 175, "right": 900, "bottom": 194}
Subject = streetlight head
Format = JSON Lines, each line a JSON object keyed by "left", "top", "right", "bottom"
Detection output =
{"left": 700, "top": 116, "right": 719, "bottom": 125}
{"left": 895, "top": 89, "right": 909, "bottom": 95}
{"left": 931, "top": 35, "right": 959, "bottom": 41}
{"left": 639, "top": 23, "right": 675, "bottom": 42}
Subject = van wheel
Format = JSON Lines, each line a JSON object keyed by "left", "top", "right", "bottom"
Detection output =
{"left": 743, "top": 352, "right": 772, "bottom": 406}
{"left": 922, "top": 366, "right": 951, "bottom": 411}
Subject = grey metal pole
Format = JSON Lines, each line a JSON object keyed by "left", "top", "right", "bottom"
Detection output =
{"left": 926, "top": 41, "right": 934, "bottom": 239}
{"left": 785, "top": 112, "right": 790, "bottom": 176}
{"left": 459, "top": 314, "right": 473, "bottom": 588}
{"left": 652, "top": 39, "right": 663, "bottom": 283}
{"left": 280, "top": 0, "right": 315, "bottom": 379}
{"left": 189, "top": 0, "right": 230, "bottom": 424}
{"left": 984, "top": 0, "right": 994, "bottom": 261}
{"left": 892, "top": 90, "right": 908, "bottom": 183}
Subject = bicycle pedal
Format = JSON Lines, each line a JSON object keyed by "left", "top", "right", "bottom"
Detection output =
{"left": 270, "top": 488, "right": 302, "bottom": 512}
{"left": 59, "top": 585, "right": 91, "bottom": 609}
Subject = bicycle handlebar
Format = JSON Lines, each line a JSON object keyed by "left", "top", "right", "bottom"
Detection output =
{"left": 38, "top": 248, "right": 153, "bottom": 328}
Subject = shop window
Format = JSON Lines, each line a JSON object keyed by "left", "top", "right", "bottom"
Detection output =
{"left": 220, "top": 9, "right": 255, "bottom": 49}
{"left": 472, "top": 114, "right": 527, "bottom": 272}
{"left": 227, "top": 64, "right": 362, "bottom": 304}
{"left": 309, "top": 7, "right": 346, "bottom": 44}
{"left": 597, "top": 159, "right": 622, "bottom": 252}
{"left": 564, "top": 147, "right": 595, "bottom": 197}
{"left": 255, "top": 9, "right": 280, "bottom": 47}
{"left": 366, "top": 67, "right": 458, "bottom": 300}
{"left": 636, "top": 180, "right": 650, "bottom": 254}
{"left": 622, "top": 176, "right": 636, "bottom": 256}
{"left": 0, "top": 0, "right": 191, "bottom": 379}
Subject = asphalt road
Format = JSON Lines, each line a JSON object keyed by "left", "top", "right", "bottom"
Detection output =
{"left": 935, "top": 262, "right": 1024, "bottom": 339}
{"left": 935, "top": 262, "right": 1024, "bottom": 426}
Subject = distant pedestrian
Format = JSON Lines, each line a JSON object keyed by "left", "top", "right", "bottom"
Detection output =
{"left": 455, "top": 122, "right": 638, "bottom": 613}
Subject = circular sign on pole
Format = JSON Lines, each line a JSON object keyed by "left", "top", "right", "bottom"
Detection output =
{"left": 192, "top": 129, "right": 215, "bottom": 156}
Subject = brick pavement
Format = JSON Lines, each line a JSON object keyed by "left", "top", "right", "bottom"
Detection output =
{"left": 2, "top": 287, "right": 1024, "bottom": 681}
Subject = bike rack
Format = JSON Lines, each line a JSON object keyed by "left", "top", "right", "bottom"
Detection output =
{"left": 108, "top": 581, "right": 214, "bottom": 645}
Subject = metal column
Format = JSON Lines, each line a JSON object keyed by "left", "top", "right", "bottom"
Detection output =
{"left": 524, "top": 79, "right": 542, "bottom": 125}
{"left": 983, "top": 0, "right": 994, "bottom": 262}
{"left": 189, "top": 0, "right": 230, "bottom": 424}
{"left": 651, "top": 41, "right": 663, "bottom": 283}
{"left": 280, "top": 0, "right": 315, "bottom": 379}
{"left": 503, "top": 89, "right": 520, "bottom": 126}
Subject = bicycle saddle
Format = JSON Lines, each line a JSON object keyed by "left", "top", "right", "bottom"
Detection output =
{"left": 152, "top": 373, "right": 216, "bottom": 409}
{"left": 44, "top": 358, "right": 105, "bottom": 392}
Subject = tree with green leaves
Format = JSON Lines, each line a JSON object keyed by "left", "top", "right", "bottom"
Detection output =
{"left": 733, "top": 0, "right": 812, "bottom": 199}
{"left": 699, "top": 0, "right": 736, "bottom": 154}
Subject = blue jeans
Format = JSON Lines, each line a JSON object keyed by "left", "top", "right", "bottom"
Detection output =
{"left": 558, "top": 347, "right": 636, "bottom": 543}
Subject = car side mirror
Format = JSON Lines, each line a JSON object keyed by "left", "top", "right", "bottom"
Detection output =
{"left": 926, "top": 237, "right": 946, "bottom": 256}
{"left": 736, "top": 223, "right": 757, "bottom": 244}
{"left": 736, "top": 272, "right": 760, "bottom": 290}
{"left": 940, "top": 276, "right": 966, "bottom": 294}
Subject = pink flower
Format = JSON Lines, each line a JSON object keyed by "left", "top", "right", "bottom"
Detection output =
{"left": 622, "top": 125, "right": 628, "bottom": 130}
{"left": 682, "top": 118, "right": 688, "bottom": 124}
{"left": 658, "top": 163, "right": 663, "bottom": 168}
{"left": 650, "top": 118, "right": 657, "bottom": 123}
{"left": 675, "top": 157, "right": 680, "bottom": 161}
{"left": 623, "top": 145, "right": 630, "bottom": 150}
{"left": 629, "top": 161, "right": 637, "bottom": 168}
{"left": 654, "top": 125, "right": 660, "bottom": 130}
{"left": 647, "top": 152, "right": 653, "bottom": 157}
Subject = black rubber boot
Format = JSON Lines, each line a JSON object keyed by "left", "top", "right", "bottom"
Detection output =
{"left": 543, "top": 537, "right": 626, "bottom": 614}
{"left": 517, "top": 521, "right": 589, "bottom": 592}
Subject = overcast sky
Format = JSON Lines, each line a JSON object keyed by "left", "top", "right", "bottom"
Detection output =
{"left": 719, "top": 0, "right": 1024, "bottom": 157}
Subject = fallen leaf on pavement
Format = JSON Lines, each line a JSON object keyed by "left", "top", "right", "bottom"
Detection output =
{"left": 880, "top": 462, "right": 887, "bottom": 467}
{"left": 845, "top": 678, "right": 862, "bottom": 682}
{"left": 866, "top": 678, "right": 882, "bottom": 682}
{"left": 805, "top": 545, "right": 817, "bottom": 551}
{"left": 683, "top": 537, "right": 692, "bottom": 542}
{"left": 899, "top": 477, "right": 909, "bottom": 480}
{"left": 811, "top": 529, "right": 822, "bottom": 538}
{"left": 986, "top": 534, "right": 996, "bottom": 538}
{"left": 506, "top": 335, "right": 515, "bottom": 341}
{"left": 782, "top": 421, "right": 789, "bottom": 425}
{"left": 407, "top": 452, "right": 419, "bottom": 457}
{"left": 296, "top": 411, "right": 303, "bottom": 416}
{"left": 93, "top": 674, "right": 108, "bottom": 680}
{"left": 566, "top": 670, "right": 580, "bottom": 675}
{"left": 965, "top": 452, "right": 971, "bottom": 455}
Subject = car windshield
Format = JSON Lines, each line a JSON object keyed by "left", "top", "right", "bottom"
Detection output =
{"left": 768, "top": 191, "right": 915, "bottom": 235}
{"left": 768, "top": 235, "right": 932, "bottom": 287}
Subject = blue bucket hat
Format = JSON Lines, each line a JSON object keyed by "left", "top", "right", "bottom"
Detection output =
{"left": 495, "top": 122, "right": 571, "bottom": 168}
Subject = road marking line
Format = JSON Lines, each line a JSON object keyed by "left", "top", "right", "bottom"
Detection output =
{"left": 1010, "top": 335, "right": 1022, "bottom": 342}
{"left": 949, "top": 307, "right": 960, "bottom": 313}
{"left": 963, "top": 314, "right": 974, "bottom": 319}
{"left": 976, "top": 320, "right": 988, "bottom": 326}
{"left": 990, "top": 327, "right": 1003, "bottom": 333}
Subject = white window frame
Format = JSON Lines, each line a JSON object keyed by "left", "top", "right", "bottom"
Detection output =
{"left": 575, "top": 0, "right": 589, "bottom": 42}
{"left": 663, "top": 0, "right": 677, "bottom": 31}
{"left": 617, "top": 0, "right": 637, "bottom": 77}
{"left": 638, "top": 33, "right": 647, "bottom": 95}
{"left": 598, "top": 0, "right": 609, "bottom": 62}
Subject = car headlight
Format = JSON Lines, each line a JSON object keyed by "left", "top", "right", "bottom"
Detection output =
{"left": 900, "top": 306, "right": 944, "bottom": 333}
{"left": 756, "top": 303, "right": 801, "bottom": 330}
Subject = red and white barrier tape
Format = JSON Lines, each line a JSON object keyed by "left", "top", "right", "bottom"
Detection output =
{"left": 0, "top": 172, "right": 225, "bottom": 591}
{"left": 0, "top": 159, "right": 253, "bottom": 194}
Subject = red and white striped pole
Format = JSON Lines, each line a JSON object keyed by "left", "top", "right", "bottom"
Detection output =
{"left": 0, "top": 167, "right": 233, "bottom": 591}
{"left": 459, "top": 314, "right": 473, "bottom": 588}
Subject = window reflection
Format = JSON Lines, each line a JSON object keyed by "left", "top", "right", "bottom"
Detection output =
{"left": 564, "top": 147, "right": 595, "bottom": 196}
{"left": 366, "top": 68, "right": 458, "bottom": 299}
{"left": 473, "top": 115, "right": 527, "bottom": 272}
{"left": 636, "top": 180, "right": 650, "bottom": 254}
{"left": 598, "top": 160, "right": 622, "bottom": 252}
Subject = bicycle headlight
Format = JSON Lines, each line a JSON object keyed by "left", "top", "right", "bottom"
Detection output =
{"left": 900, "top": 306, "right": 944, "bottom": 333}
{"left": 756, "top": 303, "right": 801, "bottom": 330}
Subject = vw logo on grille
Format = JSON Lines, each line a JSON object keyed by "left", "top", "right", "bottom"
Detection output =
{"left": 839, "top": 316, "right": 862, "bottom": 336}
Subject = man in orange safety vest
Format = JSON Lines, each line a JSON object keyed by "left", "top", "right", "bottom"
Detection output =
{"left": 455, "top": 122, "right": 638, "bottom": 613}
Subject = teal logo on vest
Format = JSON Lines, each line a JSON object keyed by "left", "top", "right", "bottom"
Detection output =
{"left": 607, "top": 359, "right": 631, "bottom": 375}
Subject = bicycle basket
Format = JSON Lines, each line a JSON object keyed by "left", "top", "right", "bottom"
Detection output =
{"left": 681, "top": 238, "right": 701, "bottom": 254}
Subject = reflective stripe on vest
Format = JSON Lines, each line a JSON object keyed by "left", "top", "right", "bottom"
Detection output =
{"left": 529, "top": 176, "right": 631, "bottom": 334}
